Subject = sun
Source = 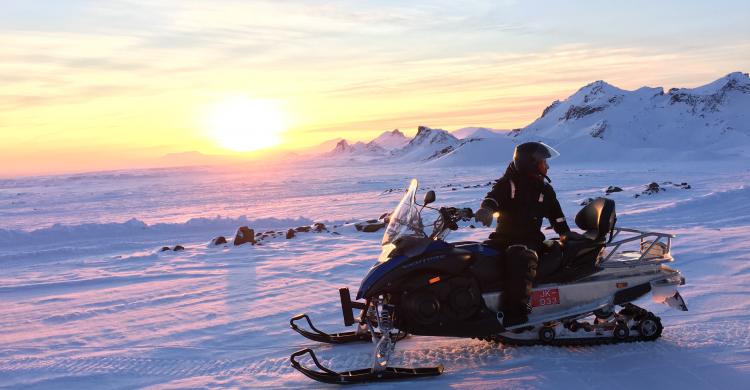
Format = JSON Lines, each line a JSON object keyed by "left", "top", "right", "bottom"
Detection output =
{"left": 206, "top": 98, "right": 286, "bottom": 152}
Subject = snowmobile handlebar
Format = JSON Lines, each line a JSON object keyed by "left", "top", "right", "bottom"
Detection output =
{"left": 433, "top": 207, "right": 474, "bottom": 234}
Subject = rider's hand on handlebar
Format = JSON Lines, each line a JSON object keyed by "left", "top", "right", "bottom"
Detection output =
{"left": 474, "top": 207, "right": 494, "bottom": 227}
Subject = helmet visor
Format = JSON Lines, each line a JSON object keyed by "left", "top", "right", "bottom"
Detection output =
{"left": 535, "top": 142, "right": 560, "bottom": 161}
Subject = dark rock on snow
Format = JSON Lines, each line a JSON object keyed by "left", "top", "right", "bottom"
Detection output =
{"left": 642, "top": 182, "right": 664, "bottom": 196}
{"left": 173, "top": 245, "right": 185, "bottom": 251}
{"left": 234, "top": 226, "right": 257, "bottom": 246}
{"left": 211, "top": 236, "right": 227, "bottom": 245}
{"left": 605, "top": 186, "right": 623, "bottom": 194}
{"left": 313, "top": 222, "right": 327, "bottom": 232}
{"left": 355, "top": 221, "right": 387, "bottom": 233}
{"left": 160, "top": 246, "right": 171, "bottom": 252}
{"left": 286, "top": 229, "right": 296, "bottom": 239}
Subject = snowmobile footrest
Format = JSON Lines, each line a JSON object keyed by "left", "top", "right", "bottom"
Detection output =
{"left": 289, "top": 313, "right": 373, "bottom": 344}
{"left": 290, "top": 348, "right": 443, "bottom": 384}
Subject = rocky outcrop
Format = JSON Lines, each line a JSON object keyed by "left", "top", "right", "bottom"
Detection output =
{"left": 541, "top": 100, "right": 561, "bottom": 118}
{"left": 668, "top": 72, "right": 750, "bottom": 114}
{"left": 590, "top": 120, "right": 607, "bottom": 139}
{"left": 561, "top": 105, "right": 604, "bottom": 121}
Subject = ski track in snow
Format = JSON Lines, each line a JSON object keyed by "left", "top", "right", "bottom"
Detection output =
{"left": 1, "top": 162, "right": 749, "bottom": 389}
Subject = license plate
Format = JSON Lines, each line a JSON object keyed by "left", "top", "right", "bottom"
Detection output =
{"left": 531, "top": 288, "right": 560, "bottom": 307}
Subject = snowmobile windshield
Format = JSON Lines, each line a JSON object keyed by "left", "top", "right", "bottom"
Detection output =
{"left": 380, "top": 179, "right": 427, "bottom": 255}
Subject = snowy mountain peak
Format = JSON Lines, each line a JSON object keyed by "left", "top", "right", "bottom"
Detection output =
{"left": 368, "top": 129, "right": 409, "bottom": 150}
{"left": 452, "top": 127, "right": 507, "bottom": 139}
{"left": 542, "top": 80, "right": 630, "bottom": 123}
{"left": 327, "top": 139, "right": 385, "bottom": 156}
{"left": 666, "top": 72, "right": 750, "bottom": 114}
{"left": 515, "top": 71, "right": 750, "bottom": 158}
{"left": 334, "top": 140, "right": 349, "bottom": 152}
{"left": 571, "top": 80, "right": 625, "bottom": 104}
{"left": 331, "top": 139, "right": 352, "bottom": 153}
{"left": 388, "top": 126, "right": 460, "bottom": 162}
{"left": 410, "top": 126, "right": 458, "bottom": 146}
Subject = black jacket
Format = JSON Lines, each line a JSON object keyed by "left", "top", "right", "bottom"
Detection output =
{"left": 480, "top": 163, "right": 570, "bottom": 245}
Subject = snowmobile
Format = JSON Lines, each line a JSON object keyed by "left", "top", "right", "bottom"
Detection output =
{"left": 290, "top": 179, "right": 688, "bottom": 384}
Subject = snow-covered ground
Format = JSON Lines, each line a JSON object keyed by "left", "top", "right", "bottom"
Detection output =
{"left": 1, "top": 158, "right": 749, "bottom": 389}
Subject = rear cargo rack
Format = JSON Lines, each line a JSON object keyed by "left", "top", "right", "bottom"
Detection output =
{"left": 600, "top": 227, "right": 675, "bottom": 267}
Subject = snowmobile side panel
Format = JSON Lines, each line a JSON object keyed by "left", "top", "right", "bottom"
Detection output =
{"left": 454, "top": 242, "right": 501, "bottom": 257}
{"left": 357, "top": 248, "right": 473, "bottom": 299}
{"left": 425, "top": 239, "right": 453, "bottom": 253}
{"left": 613, "top": 283, "right": 651, "bottom": 305}
{"left": 404, "top": 310, "right": 505, "bottom": 337}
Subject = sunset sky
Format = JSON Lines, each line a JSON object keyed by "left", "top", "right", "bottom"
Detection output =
{"left": 1, "top": 0, "right": 748, "bottom": 177}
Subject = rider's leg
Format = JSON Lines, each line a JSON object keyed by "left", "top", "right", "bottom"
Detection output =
{"left": 502, "top": 244, "right": 539, "bottom": 327}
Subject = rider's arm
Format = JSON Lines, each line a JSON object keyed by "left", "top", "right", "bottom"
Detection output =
{"left": 545, "top": 186, "right": 571, "bottom": 235}
{"left": 480, "top": 179, "right": 510, "bottom": 211}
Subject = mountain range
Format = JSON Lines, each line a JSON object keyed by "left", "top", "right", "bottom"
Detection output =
{"left": 321, "top": 72, "right": 750, "bottom": 165}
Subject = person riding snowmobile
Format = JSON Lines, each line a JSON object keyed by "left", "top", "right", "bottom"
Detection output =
{"left": 475, "top": 141, "right": 571, "bottom": 326}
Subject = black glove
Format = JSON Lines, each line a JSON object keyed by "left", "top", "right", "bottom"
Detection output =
{"left": 474, "top": 207, "right": 494, "bottom": 227}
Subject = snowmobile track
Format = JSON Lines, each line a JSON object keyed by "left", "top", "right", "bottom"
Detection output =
{"left": 489, "top": 332, "right": 661, "bottom": 347}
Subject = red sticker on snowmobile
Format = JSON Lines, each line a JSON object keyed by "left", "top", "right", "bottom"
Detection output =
{"left": 531, "top": 288, "right": 560, "bottom": 307}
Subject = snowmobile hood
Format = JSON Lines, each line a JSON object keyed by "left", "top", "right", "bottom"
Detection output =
{"left": 356, "top": 254, "right": 408, "bottom": 300}
{"left": 357, "top": 240, "right": 453, "bottom": 300}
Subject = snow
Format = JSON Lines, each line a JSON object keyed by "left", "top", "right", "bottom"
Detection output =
{"left": 2, "top": 158, "right": 749, "bottom": 389}
{"left": 2, "top": 73, "right": 750, "bottom": 388}
{"left": 426, "top": 137, "right": 517, "bottom": 167}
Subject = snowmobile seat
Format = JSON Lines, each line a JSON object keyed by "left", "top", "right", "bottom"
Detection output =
{"left": 536, "top": 239, "right": 563, "bottom": 280}
{"left": 574, "top": 197, "right": 616, "bottom": 242}
{"left": 536, "top": 199, "right": 616, "bottom": 283}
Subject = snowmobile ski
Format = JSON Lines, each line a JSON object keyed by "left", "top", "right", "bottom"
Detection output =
{"left": 290, "top": 313, "right": 374, "bottom": 344}
{"left": 290, "top": 313, "right": 408, "bottom": 344}
{"left": 290, "top": 348, "right": 443, "bottom": 384}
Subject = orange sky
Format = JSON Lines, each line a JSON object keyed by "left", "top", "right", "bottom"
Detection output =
{"left": 1, "top": 1, "right": 748, "bottom": 177}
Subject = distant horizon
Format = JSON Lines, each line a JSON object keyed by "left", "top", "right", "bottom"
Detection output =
{"left": 1, "top": 70, "right": 747, "bottom": 179}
